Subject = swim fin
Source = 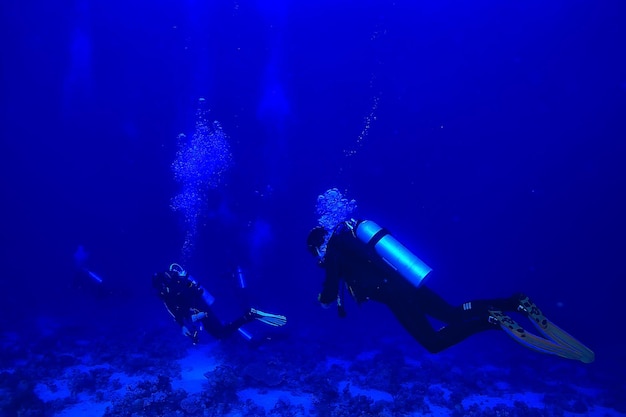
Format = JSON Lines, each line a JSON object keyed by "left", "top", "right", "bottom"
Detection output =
{"left": 516, "top": 295, "right": 595, "bottom": 363}
{"left": 488, "top": 310, "right": 586, "bottom": 361}
{"left": 250, "top": 308, "right": 287, "bottom": 327}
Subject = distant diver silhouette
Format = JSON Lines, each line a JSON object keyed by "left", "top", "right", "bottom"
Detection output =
{"left": 152, "top": 263, "right": 286, "bottom": 345}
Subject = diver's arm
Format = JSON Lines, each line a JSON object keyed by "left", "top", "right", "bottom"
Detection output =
{"left": 319, "top": 274, "right": 339, "bottom": 306}
{"left": 319, "top": 226, "right": 354, "bottom": 306}
{"left": 318, "top": 254, "right": 340, "bottom": 307}
{"left": 163, "top": 300, "right": 197, "bottom": 341}
{"left": 163, "top": 300, "right": 186, "bottom": 327}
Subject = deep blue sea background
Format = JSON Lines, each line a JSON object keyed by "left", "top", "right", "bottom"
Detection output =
{"left": 1, "top": 0, "right": 625, "bottom": 416}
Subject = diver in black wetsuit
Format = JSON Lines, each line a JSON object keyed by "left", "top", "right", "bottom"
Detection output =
{"left": 307, "top": 219, "right": 594, "bottom": 362}
{"left": 152, "top": 263, "right": 286, "bottom": 344}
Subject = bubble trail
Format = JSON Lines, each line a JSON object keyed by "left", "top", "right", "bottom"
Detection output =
{"left": 171, "top": 100, "right": 233, "bottom": 261}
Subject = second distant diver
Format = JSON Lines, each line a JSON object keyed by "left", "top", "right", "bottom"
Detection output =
{"left": 307, "top": 218, "right": 594, "bottom": 363}
{"left": 152, "top": 263, "right": 286, "bottom": 345}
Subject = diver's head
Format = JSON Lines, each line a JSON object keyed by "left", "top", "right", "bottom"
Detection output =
{"left": 307, "top": 226, "right": 328, "bottom": 258}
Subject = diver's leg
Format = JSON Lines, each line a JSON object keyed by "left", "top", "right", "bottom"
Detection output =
{"left": 388, "top": 300, "right": 497, "bottom": 354}
{"left": 414, "top": 285, "right": 459, "bottom": 323}
{"left": 200, "top": 309, "right": 248, "bottom": 340}
{"left": 215, "top": 311, "right": 255, "bottom": 339}
{"left": 416, "top": 286, "right": 521, "bottom": 323}
{"left": 454, "top": 293, "right": 525, "bottom": 321}
{"left": 204, "top": 308, "right": 287, "bottom": 340}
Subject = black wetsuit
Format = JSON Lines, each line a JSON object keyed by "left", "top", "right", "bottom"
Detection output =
{"left": 318, "top": 221, "right": 519, "bottom": 353}
{"left": 153, "top": 271, "right": 253, "bottom": 341}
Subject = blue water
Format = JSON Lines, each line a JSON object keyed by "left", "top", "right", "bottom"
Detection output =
{"left": 2, "top": 1, "right": 625, "bottom": 416}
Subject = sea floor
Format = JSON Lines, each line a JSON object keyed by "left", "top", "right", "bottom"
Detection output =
{"left": 1, "top": 323, "right": 624, "bottom": 417}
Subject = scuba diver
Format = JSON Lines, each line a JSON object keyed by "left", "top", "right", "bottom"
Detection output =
{"left": 152, "top": 263, "right": 287, "bottom": 345}
{"left": 307, "top": 218, "right": 594, "bottom": 363}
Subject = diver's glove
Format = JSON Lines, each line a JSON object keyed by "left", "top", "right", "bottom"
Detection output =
{"left": 249, "top": 308, "right": 287, "bottom": 327}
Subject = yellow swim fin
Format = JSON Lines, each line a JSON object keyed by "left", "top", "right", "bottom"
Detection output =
{"left": 517, "top": 296, "right": 595, "bottom": 364}
{"left": 489, "top": 309, "right": 593, "bottom": 363}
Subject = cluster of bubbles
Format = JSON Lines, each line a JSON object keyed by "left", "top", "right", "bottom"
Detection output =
{"left": 315, "top": 188, "right": 358, "bottom": 231}
{"left": 171, "top": 100, "right": 232, "bottom": 260}
{"left": 315, "top": 188, "right": 358, "bottom": 256}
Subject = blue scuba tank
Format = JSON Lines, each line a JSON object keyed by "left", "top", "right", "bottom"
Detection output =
{"left": 188, "top": 275, "right": 215, "bottom": 306}
{"left": 354, "top": 219, "right": 432, "bottom": 288}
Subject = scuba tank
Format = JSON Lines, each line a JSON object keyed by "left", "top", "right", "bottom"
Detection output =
{"left": 194, "top": 279, "right": 216, "bottom": 306}
{"left": 352, "top": 219, "right": 432, "bottom": 288}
